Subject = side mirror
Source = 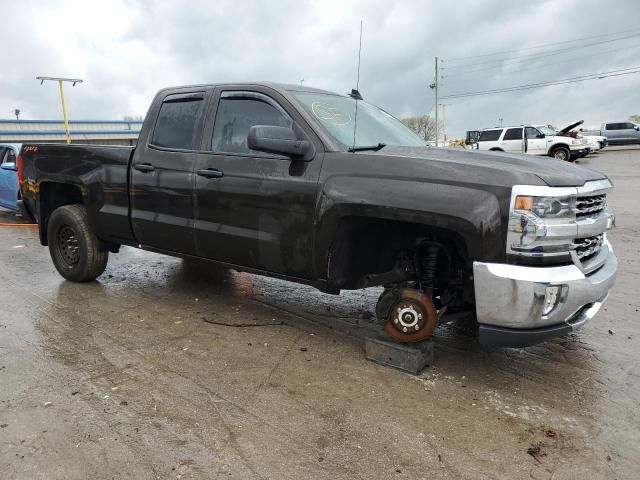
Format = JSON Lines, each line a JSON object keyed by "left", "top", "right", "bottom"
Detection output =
{"left": 247, "top": 125, "right": 314, "bottom": 161}
{"left": 1, "top": 162, "right": 17, "bottom": 171}
{"left": 634, "top": 126, "right": 639, "bottom": 131}
{"left": 536, "top": 133, "right": 545, "bottom": 139}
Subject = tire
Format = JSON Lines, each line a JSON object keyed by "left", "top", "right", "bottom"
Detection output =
{"left": 47, "top": 204, "right": 108, "bottom": 282}
{"left": 551, "top": 146, "right": 571, "bottom": 161}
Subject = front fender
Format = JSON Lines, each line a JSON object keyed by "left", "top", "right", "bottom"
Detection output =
{"left": 314, "top": 175, "right": 506, "bottom": 279}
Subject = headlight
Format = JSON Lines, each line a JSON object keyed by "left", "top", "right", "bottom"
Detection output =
{"left": 514, "top": 195, "right": 575, "bottom": 220}
{"left": 508, "top": 187, "right": 577, "bottom": 259}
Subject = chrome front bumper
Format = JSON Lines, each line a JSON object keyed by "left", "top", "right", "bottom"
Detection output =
{"left": 473, "top": 240, "right": 617, "bottom": 346}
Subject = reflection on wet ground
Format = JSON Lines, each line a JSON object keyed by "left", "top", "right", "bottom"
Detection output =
{"left": 1, "top": 149, "right": 639, "bottom": 479}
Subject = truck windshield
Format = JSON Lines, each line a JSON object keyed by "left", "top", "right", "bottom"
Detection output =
{"left": 293, "top": 92, "right": 425, "bottom": 149}
{"left": 538, "top": 126, "right": 556, "bottom": 136}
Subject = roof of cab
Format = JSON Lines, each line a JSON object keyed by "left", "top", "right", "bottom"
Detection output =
{"left": 157, "top": 82, "right": 343, "bottom": 98}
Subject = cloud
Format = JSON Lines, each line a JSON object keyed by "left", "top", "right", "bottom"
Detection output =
{"left": 1, "top": 0, "right": 639, "bottom": 137}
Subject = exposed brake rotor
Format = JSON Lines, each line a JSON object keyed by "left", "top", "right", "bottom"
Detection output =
{"left": 383, "top": 288, "right": 438, "bottom": 343}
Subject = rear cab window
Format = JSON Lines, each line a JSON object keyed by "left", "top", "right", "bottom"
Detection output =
{"left": 479, "top": 129, "right": 502, "bottom": 142}
{"left": 151, "top": 94, "right": 205, "bottom": 150}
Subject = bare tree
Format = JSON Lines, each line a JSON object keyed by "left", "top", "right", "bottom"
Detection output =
{"left": 629, "top": 114, "right": 640, "bottom": 122}
{"left": 401, "top": 115, "right": 437, "bottom": 141}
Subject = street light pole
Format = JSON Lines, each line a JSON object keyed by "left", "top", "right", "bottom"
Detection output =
{"left": 36, "top": 76, "right": 83, "bottom": 144}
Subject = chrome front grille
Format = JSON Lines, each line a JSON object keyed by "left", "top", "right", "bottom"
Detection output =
{"left": 576, "top": 194, "right": 606, "bottom": 219}
{"left": 573, "top": 234, "right": 604, "bottom": 262}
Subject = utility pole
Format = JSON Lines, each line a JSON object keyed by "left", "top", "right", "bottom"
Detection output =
{"left": 499, "top": 117, "right": 504, "bottom": 127}
{"left": 440, "top": 103, "right": 451, "bottom": 144}
{"left": 36, "top": 76, "right": 83, "bottom": 144}
{"left": 434, "top": 56, "right": 439, "bottom": 147}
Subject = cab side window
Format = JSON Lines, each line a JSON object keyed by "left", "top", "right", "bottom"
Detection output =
{"left": 212, "top": 96, "right": 291, "bottom": 155}
{"left": 152, "top": 96, "right": 204, "bottom": 150}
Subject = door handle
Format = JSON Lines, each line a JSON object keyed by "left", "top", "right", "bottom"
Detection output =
{"left": 197, "top": 168, "right": 224, "bottom": 179}
{"left": 133, "top": 163, "right": 155, "bottom": 173}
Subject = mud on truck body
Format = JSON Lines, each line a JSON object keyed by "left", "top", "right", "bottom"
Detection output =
{"left": 18, "top": 82, "right": 617, "bottom": 348}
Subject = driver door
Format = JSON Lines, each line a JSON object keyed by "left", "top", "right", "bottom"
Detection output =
{"left": 525, "top": 127, "right": 547, "bottom": 155}
{"left": 193, "top": 89, "right": 323, "bottom": 279}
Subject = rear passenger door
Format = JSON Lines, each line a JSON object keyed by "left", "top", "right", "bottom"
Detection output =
{"left": 192, "top": 88, "right": 323, "bottom": 279}
{"left": 501, "top": 127, "right": 524, "bottom": 153}
{"left": 130, "top": 90, "right": 209, "bottom": 254}
{"left": 604, "top": 123, "right": 625, "bottom": 143}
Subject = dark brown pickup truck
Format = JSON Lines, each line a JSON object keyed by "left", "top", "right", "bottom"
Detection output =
{"left": 19, "top": 82, "right": 617, "bottom": 347}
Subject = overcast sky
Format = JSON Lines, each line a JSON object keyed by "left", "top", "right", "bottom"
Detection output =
{"left": 1, "top": 0, "right": 639, "bottom": 137}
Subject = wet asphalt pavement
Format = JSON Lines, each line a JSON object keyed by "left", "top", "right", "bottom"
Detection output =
{"left": 1, "top": 148, "right": 639, "bottom": 479}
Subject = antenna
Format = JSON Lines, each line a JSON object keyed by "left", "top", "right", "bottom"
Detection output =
{"left": 351, "top": 20, "right": 363, "bottom": 151}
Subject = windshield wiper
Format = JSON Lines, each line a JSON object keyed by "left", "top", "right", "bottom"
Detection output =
{"left": 348, "top": 142, "right": 386, "bottom": 152}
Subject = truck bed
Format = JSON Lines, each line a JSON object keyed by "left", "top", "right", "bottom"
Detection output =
{"left": 20, "top": 143, "right": 136, "bottom": 245}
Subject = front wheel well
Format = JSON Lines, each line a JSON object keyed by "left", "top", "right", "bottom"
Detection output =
{"left": 38, "top": 182, "right": 84, "bottom": 245}
{"left": 326, "top": 217, "right": 472, "bottom": 293}
{"left": 549, "top": 143, "right": 570, "bottom": 152}
{"left": 489, "top": 147, "right": 504, "bottom": 151}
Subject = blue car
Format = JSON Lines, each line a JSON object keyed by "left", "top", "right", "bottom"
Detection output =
{"left": 0, "top": 143, "right": 21, "bottom": 211}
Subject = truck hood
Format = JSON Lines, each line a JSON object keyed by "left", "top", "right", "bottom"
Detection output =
{"left": 370, "top": 146, "right": 607, "bottom": 187}
{"left": 558, "top": 119, "right": 584, "bottom": 134}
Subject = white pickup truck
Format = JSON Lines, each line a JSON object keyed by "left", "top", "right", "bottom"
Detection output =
{"left": 477, "top": 125, "right": 588, "bottom": 161}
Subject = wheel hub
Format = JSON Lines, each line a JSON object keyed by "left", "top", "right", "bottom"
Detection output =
{"left": 383, "top": 288, "right": 438, "bottom": 343}
{"left": 58, "top": 226, "right": 80, "bottom": 266}
{"left": 394, "top": 304, "right": 424, "bottom": 332}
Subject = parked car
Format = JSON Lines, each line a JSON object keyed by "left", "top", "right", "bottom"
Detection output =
{"left": 535, "top": 124, "right": 593, "bottom": 156}
{"left": 477, "top": 125, "right": 588, "bottom": 161}
{"left": 581, "top": 121, "right": 640, "bottom": 145}
{"left": 19, "top": 82, "right": 617, "bottom": 347}
{"left": 0, "top": 143, "right": 21, "bottom": 211}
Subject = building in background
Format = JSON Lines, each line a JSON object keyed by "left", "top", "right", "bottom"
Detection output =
{"left": 0, "top": 119, "right": 142, "bottom": 145}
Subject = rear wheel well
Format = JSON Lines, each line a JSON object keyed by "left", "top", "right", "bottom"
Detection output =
{"left": 39, "top": 183, "right": 84, "bottom": 245}
{"left": 327, "top": 217, "right": 472, "bottom": 294}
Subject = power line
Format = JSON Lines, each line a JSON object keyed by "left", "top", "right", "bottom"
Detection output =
{"left": 440, "top": 67, "right": 640, "bottom": 99}
{"left": 441, "top": 43, "right": 640, "bottom": 83}
{"left": 442, "top": 33, "right": 640, "bottom": 70}
{"left": 444, "top": 27, "right": 640, "bottom": 62}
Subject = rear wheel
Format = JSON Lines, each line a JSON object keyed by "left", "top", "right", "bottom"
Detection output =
{"left": 47, "top": 205, "right": 108, "bottom": 282}
{"left": 551, "top": 146, "right": 571, "bottom": 161}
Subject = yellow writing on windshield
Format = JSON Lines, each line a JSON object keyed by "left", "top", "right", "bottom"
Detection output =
{"left": 311, "top": 101, "right": 351, "bottom": 126}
